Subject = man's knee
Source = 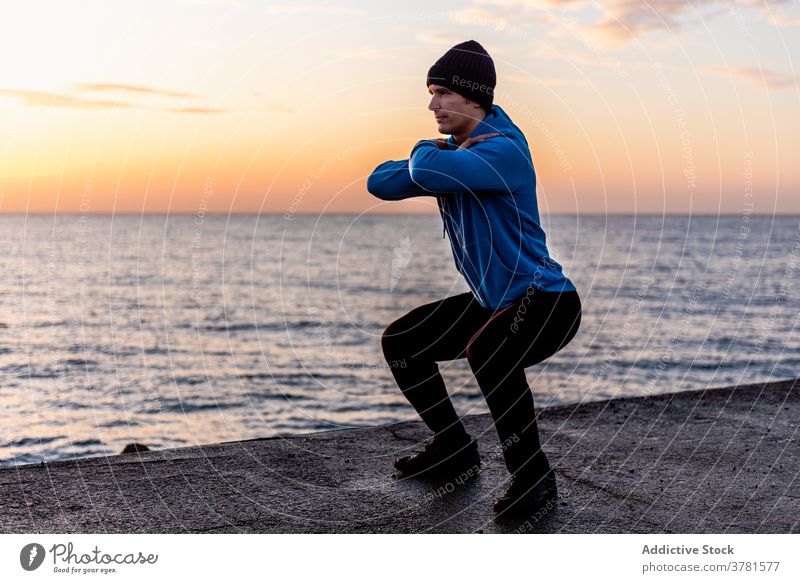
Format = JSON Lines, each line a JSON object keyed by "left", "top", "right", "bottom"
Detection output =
{"left": 465, "top": 338, "right": 489, "bottom": 368}
{"left": 467, "top": 336, "right": 515, "bottom": 374}
{"left": 381, "top": 319, "right": 406, "bottom": 361}
{"left": 383, "top": 331, "right": 412, "bottom": 373}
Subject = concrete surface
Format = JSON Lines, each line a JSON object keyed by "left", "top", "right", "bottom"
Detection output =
{"left": 1, "top": 378, "right": 797, "bottom": 533}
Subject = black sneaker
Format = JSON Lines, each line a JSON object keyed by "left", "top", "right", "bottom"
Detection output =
{"left": 492, "top": 468, "right": 558, "bottom": 515}
{"left": 393, "top": 434, "right": 480, "bottom": 480}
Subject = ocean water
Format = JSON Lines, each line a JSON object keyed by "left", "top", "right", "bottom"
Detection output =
{"left": 1, "top": 213, "right": 798, "bottom": 467}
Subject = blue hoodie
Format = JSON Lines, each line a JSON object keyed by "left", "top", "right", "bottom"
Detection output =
{"left": 367, "top": 103, "right": 576, "bottom": 310}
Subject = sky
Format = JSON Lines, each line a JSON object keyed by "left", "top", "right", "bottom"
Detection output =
{"left": 0, "top": 0, "right": 798, "bottom": 215}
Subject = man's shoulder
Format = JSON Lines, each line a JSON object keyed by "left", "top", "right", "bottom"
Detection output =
{"left": 472, "top": 128, "right": 529, "bottom": 160}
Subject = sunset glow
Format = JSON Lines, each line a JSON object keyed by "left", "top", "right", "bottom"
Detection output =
{"left": 1, "top": 0, "right": 798, "bottom": 214}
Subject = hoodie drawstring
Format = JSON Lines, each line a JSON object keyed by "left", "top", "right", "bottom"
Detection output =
{"left": 437, "top": 194, "right": 446, "bottom": 238}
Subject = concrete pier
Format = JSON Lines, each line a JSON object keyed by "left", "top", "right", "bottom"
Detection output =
{"left": 1, "top": 378, "right": 797, "bottom": 533}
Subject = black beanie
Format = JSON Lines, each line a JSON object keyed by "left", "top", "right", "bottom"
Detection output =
{"left": 426, "top": 40, "right": 496, "bottom": 113}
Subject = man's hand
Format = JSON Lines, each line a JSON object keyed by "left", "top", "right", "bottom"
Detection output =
{"left": 433, "top": 138, "right": 450, "bottom": 150}
{"left": 456, "top": 132, "right": 500, "bottom": 151}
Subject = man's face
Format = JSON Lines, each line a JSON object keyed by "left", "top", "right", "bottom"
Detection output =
{"left": 427, "top": 84, "right": 483, "bottom": 135}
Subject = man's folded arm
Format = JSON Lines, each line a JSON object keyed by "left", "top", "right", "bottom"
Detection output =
{"left": 367, "top": 159, "right": 436, "bottom": 201}
{"left": 408, "top": 137, "right": 525, "bottom": 194}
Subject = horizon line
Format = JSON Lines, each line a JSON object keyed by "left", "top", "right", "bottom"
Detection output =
{"left": 2, "top": 211, "right": 799, "bottom": 217}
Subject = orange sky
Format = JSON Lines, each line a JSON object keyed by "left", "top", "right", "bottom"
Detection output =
{"left": 1, "top": 0, "right": 798, "bottom": 214}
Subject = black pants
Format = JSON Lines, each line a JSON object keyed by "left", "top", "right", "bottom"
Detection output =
{"left": 381, "top": 287, "right": 581, "bottom": 476}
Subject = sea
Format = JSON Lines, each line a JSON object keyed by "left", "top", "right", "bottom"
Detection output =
{"left": 1, "top": 213, "right": 798, "bottom": 467}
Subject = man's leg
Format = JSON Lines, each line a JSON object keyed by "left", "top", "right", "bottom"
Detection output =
{"left": 381, "top": 291, "right": 490, "bottom": 443}
{"left": 465, "top": 289, "right": 582, "bottom": 475}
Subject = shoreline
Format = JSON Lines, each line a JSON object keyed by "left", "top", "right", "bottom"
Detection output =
{"left": 1, "top": 377, "right": 797, "bottom": 533}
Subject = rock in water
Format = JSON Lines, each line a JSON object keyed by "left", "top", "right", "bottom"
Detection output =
{"left": 120, "top": 443, "right": 151, "bottom": 454}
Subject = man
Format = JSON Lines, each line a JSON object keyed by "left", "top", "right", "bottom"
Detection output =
{"left": 367, "top": 40, "right": 582, "bottom": 516}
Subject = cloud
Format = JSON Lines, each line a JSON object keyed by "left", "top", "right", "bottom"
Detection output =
{"left": 702, "top": 65, "right": 799, "bottom": 90}
{"left": 448, "top": 0, "right": 581, "bottom": 36}
{"left": 449, "top": 0, "right": 713, "bottom": 50}
{"left": 0, "top": 88, "right": 132, "bottom": 109}
{"left": 767, "top": 15, "right": 800, "bottom": 26}
{"left": 581, "top": 0, "right": 799, "bottom": 44}
{"left": 177, "top": 0, "right": 247, "bottom": 5}
{"left": 73, "top": 83, "right": 196, "bottom": 99}
{"left": 471, "top": 0, "right": 582, "bottom": 9}
{"left": 450, "top": 6, "right": 514, "bottom": 31}
{"left": 460, "top": 0, "right": 800, "bottom": 48}
{"left": 505, "top": 72, "right": 588, "bottom": 87}
{"left": 530, "top": 43, "right": 674, "bottom": 76}
{"left": 331, "top": 47, "right": 403, "bottom": 61}
{"left": 733, "top": 0, "right": 800, "bottom": 32}
{"left": 0, "top": 85, "right": 229, "bottom": 113}
{"left": 264, "top": 4, "right": 365, "bottom": 16}
{"left": 163, "top": 105, "right": 229, "bottom": 114}
{"left": 415, "top": 32, "right": 503, "bottom": 55}
{"left": 587, "top": 0, "right": 724, "bottom": 46}
{"left": 249, "top": 96, "right": 295, "bottom": 113}
{"left": 415, "top": 31, "right": 470, "bottom": 47}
